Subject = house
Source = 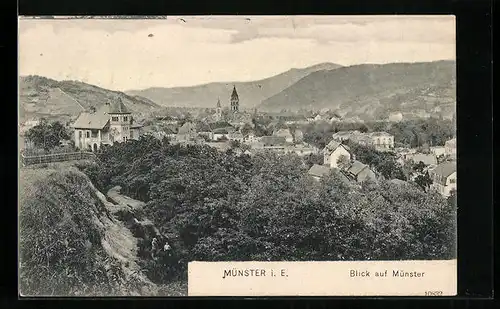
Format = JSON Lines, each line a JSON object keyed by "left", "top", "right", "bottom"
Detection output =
{"left": 308, "top": 164, "right": 331, "bottom": 181}
{"left": 72, "top": 99, "right": 142, "bottom": 152}
{"left": 212, "top": 127, "right": 232, "bottom": 141}
{"left": 404, "top": 153, "right": 438, "bottom": 166}
{"left": 331, "top": 130, "right": 360, "bottom": 142}
{"left": 388, "top": 112, "right": 403, "bottom": 122}
{"left": 368, "top": 132, "right": 395, "bottom": 151}
{"left": 176, "top": 121, "right": 196, "bottom": 141}
{"left": 293, "top": 129, "right": 304, "bottom": 143}
{"left": 429, "top": 161, "right": 457, "bottom": 197}
{"left": 243, "top": 133, "right": 259, "bottom": 143}
{"left": 445, "top": 138, "right": 457, "bottom": 159}
{"left": 273, "top": 128, "right": 294, "bottom": 143}
{"left": 323, "top": 140, "right": 351, "bottom": 169}
{"left": 284, "top": 144, "right": 319, "bottom": 157}
{"left": 345, "top": 160, "right": 377, "bottom": 183}
{"left": 430, "top": 146, "right": 447, "bottom": 157}
{"left": 261, "top": 136, "right": 286, "bottom": 147}
{"left": 227, "top": 132, "right": 244, "bottom": 142}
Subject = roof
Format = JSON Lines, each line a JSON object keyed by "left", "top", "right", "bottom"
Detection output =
{"left": 261, "top": 136, "right": 286, "bottom": 146}
{"left": 324, "top": 140, "right": 350, "bottom": 153}
{"left": 407, "top": 153, "right": 438, "bottom": 165}
{"left": 229, "top": 132, "right": 244, "bottom": 138}
{"left": 213, "top": 127, "right": 229, "bottom": 134}
{"left": 332, "top": 130, "right": 359, "bottom": 138}
{"left": 369, "top": 131, "right": 392, "bottom": 137}
{"left": 108, "top": 98, "right": 130, "bottom": 114}
{"left": 231, "top": 85, "right": 239, "bottom": 100}
{"left": 430, "top": 161, "right": 456, "bottom": 178}
{"left": 178, "top": 122, "right": 196, "bottom": 134}
{"left": 347, "top": 160, "right": 369, "bottom": 176}
{"left": 72, "top": 106, "right": 110, "bottom": 129}
{"left": 308, "top": 164, "right": 331, "bottom": 178}
{"left": 274, "top": 128, "right": 292, "bottom": 137}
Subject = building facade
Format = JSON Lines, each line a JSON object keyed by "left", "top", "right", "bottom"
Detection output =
{"left": 323, "top": 140, "right": 351, "bottom": 169}
{"left": 445, "top": 138, "right": 457, "bottom": 158}
{"left": 72, "top": 99, "right": 142, "bottom": 151}
{"left": 429, "top": 161, "right": 457, "bottom": 197}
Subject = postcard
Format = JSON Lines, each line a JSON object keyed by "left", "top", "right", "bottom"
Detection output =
{"left": 18, "top": 15, "right": 457, "bottom": 297}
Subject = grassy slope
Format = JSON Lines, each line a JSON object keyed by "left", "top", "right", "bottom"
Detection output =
{"left": 19, "top": 162, "right": 187, "bottom": 296}
{"left": 19, "top": 75, "right": 162, "bottom": 123}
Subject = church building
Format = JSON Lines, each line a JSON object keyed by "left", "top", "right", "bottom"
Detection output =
{"left": 215, "top": 97, "right": 222, "bottom": 121}
{"left": 72, "top": 97, "right": 142, "bottom": 152}
{"left": 230, "top": 85, "right": 239, "bottom": 113}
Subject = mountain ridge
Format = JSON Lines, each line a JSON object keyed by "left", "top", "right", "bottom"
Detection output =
{"left": 258, "top": 60, "right": 456, "bottom": 120}
{"left": 126, "top": 62, "right": 343, "bottom": 109}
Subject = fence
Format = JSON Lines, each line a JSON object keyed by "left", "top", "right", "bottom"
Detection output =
{"left": 20, "top": 151, "right": 96, "bottom": 167}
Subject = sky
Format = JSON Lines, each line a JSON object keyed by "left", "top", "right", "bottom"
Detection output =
{"left": 18, "top": 15, "right": 456, "bottom": 91}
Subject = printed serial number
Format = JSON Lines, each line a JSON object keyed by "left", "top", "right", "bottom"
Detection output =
{"left": 425, "top": 291, "right": 443, "bottom": 296}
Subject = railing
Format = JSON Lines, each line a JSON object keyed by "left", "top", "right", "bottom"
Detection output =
{"left": 20, "top": 151, "right": 96, "bottom": 167}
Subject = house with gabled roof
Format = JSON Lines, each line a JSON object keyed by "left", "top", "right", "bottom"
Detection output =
{"left": 308, "top": 164, "right": 331, "bottom": 181}
{"left": 429, "top": 161, "right": 456, "bottom": 197}
{"left": 323, "top": 140, "right": 351, "bottom": 169}
{"left": 72, "top": 98, "right": 142, "bottom": 151}
{"left": 344, "top": 160, "right": 377, "bottom": 183}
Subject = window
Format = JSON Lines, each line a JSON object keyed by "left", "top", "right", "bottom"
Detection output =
{"left": 112, "top": 116, "right": 119, "bottom": 122}
{"left": 86, "top": 131, "right": 90, "bottom": 138}
{"left": 91, "top": 130, "right": 98, "bottom": 138}
{"left": 79, "top": 131, "right": 82, "bottom": 138}
{"left": 130, "top": 131, "right": 134, "bottom": 139}
{"left": 123, "top": 116, "right": 128, "bottom": 122}
{"left": 449, "top": 178, "right": 456, "bottom": 184}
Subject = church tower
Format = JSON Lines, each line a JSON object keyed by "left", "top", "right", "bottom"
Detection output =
{"left": 108, "top": 97, "right": 132, "bottom": 143}
{"left": 230, "top": 85, "right": 239, "bottom": 113}
{"left": 215, "top": 97, "right": 222, "bottom": 121}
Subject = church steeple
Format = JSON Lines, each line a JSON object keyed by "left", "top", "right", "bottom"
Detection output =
{"left": 230, "top": 85, "right": 239, "bottom": 113}
{"left": 215, "top": 97, "right": 222, "bottom": 121}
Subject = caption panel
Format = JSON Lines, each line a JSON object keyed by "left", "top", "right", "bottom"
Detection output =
{"left": 188, "top": 260, "right": 456, "bottom": 296}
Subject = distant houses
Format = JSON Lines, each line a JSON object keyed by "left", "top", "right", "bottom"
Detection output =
{"left": 331, "top": 130, "right": 395, "bottom": 151}
{"left": 273, "top": 128, "right": 294, "bottom": 143}
{"left": 403, "top": 153, "right": 438, "bottom": 166}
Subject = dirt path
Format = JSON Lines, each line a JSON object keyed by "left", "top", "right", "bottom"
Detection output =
{"left": 89, "top": 183, "right": 158, "bottom": 295}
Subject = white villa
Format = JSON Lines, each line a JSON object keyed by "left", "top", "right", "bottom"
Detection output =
{"left": 72, "top": 98, "right": 142, "bottom": 151}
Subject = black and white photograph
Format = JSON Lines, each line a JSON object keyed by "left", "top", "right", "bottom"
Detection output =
{"left": 18, "top": 15, "right": 457, "bottom": 296}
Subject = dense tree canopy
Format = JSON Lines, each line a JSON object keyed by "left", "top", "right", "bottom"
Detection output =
{"left": 79, "top": 136, "right": 456, "bottom": 284}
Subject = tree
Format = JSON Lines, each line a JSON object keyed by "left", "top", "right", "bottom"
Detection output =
{"left": 25, "top": 120, "right": 71, "bottom": 151}
{"left": 414, "top": 171, "right": 433, "bottom": 191}
{"left": 336, "top": 154, "right": 350, "bottom": 170}
{"left": 229, "top": 140, "right": 241, "bottom": 149}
